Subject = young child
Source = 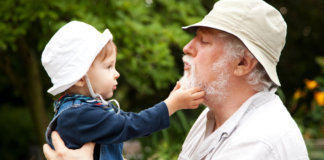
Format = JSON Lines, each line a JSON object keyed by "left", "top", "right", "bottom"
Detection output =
{"left": 42, "top": 21, "right": 204, "bottom": 160}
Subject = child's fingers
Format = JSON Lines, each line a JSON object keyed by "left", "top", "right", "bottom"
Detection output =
{"left": 188, "top": 87, "right": 203, "bottom": 93}
{"left": 187, "top": 104, "right": 200, "bottom": 109}
{"left": 187, "top": 97, "right": 204, "bottom": 108}
{"left": 194, "top": 98, "right": 204, "bottom": 105}
{"left": 191, "top": 90, "right": 205, "bottom": 99}
{"left": 172, "top": 82, "right": 181, "bottom": 92}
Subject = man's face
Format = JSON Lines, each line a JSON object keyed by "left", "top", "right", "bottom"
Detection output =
{"left": 179, "top": 28, "right": 231, "bottom": 103}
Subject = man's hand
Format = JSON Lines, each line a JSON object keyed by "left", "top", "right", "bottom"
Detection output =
{"left": 43, "top": 131, "right": 95, "bottom": 160}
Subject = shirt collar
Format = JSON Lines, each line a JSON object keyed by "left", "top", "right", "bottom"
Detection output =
{"left": 53, "top": 94, "right": 103, "bottom": 113}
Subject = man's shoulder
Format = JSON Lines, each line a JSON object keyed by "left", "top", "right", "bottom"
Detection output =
{"left": 230, "top": 96, "right": 307, "bottom": 152}
{"left": 238, "top": 96, "right": 298, "bottom": 137}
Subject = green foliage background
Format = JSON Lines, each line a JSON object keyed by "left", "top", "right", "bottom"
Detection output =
{"left": 0, "top": 0, "right": 323, "bottom": 159}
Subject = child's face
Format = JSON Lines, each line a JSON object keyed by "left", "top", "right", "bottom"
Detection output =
{"left": 87, "top": 49, "right": 120, "bottom": 99}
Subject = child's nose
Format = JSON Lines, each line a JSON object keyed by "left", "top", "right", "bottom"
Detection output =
{"left": 114, "top": 70, "right": 120, "bottom": 79}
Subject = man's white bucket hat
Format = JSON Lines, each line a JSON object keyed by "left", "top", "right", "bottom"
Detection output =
{"left": 41, "top": 21, "right": 113, "bottom": 95}
{"left": 182, "top": 0, "right": 287, "bottom": 86}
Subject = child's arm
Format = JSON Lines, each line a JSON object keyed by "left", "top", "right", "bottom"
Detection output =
{"left": 54, "top": 83, "right": 204, "bottom": 146}
{"left": 164, "top": 82, "right": 205, "bottom": 116}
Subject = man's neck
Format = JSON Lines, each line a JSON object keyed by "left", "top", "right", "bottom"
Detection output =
{"left": 205, "top": 86, "right": 257, "bottom": 130}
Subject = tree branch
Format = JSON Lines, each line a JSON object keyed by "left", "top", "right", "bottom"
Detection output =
{"left": 15, "top": 37, "right": 48, "bottom": 144}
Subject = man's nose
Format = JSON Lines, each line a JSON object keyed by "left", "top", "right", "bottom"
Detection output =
{"left": 183, "top": 39, "right": 197, "bottom": 57}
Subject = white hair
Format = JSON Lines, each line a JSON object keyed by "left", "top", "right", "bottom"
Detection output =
{"left": 216, "top": 32, "right": 275, "bottom": 91}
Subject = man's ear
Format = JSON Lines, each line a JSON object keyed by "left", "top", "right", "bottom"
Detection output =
{"left": 74, "top": 77, "right": 86, "bottom": 87}
{"left": 233, "top": 51, "right": 258, "bottom": 76}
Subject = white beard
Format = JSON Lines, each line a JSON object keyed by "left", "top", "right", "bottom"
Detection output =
{"left": 179, "top": 55, "right": 230, "bottom": 105}
{"left": 179, "top": 56, "right": 198, "bottom": 90}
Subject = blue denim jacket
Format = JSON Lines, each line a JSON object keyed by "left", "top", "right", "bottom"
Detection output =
{"left": 45, "top": 95, "right": 123, "bottom": 160}
{"left": 45, "top": 94, "right": 169, "bottom": 160}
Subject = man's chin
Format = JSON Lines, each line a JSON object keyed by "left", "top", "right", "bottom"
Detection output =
{"left": 179, "top": 68, "right": 199, "bottom": 89}
{"left": 178, "top": 76, "right": 187, "bottom": 89}
{"left": 178, "top": 76, "right": 192, "bottom": 90}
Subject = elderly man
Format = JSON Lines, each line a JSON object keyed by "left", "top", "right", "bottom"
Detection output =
{"left": 177, "top": 0, "right": 308, "bottom": 159}
{"left": 43, "top": 0, "right": 309, "bottom": 159}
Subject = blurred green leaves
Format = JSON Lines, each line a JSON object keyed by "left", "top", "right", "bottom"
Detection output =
{"left": 0, "top": 0, "right": 207, "bottom": 103}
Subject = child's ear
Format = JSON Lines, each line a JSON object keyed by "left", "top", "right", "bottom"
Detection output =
{"left": 74, "top": 77, "right": 86, "bottom": 87}
{"left": 233, "top": 50, "right": 258, "bottom": 76}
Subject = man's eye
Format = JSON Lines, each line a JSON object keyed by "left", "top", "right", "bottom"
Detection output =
{"left": 200, "top": 38, "right": 209, "bottom": 44}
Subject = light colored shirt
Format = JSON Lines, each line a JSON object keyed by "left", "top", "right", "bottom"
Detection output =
{"left": 179, "top": 91, "right": 309, "bottom": 160}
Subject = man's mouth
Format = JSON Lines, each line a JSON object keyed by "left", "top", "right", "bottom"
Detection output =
{"left": 184, "top": 61, "right": 190, "bottom": 71}
{"left": 183, "top": 56, "right": 193, "bottom": 71}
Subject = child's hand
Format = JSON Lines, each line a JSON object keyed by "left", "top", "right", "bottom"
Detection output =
{"left": 164, "top": 82, "right": 205, "bottom": 116}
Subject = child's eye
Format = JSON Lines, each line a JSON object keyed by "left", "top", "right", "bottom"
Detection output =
{"left": 107, "top": 65, "right": 112, "bottom": 69}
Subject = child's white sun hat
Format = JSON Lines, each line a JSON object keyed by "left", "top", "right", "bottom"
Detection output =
{"left": 41, "top": 21, "right": 113, "bottom": 96}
